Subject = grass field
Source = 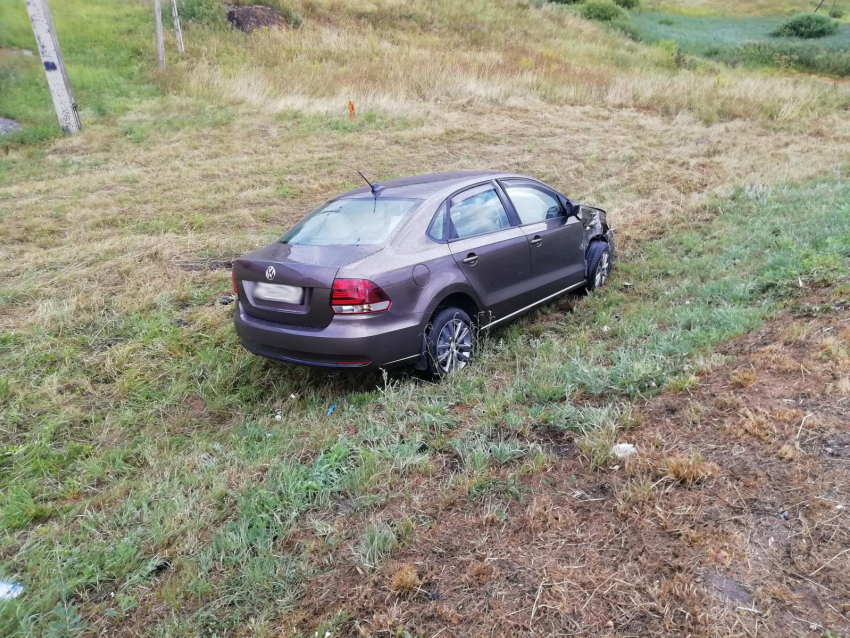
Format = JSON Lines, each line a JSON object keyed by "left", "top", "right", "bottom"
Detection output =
{"left": 632, "top": 12, "right": 850, "bottom": 75}
{"left": 2, "top": 0, "right": 850, "bottom": 635}
{"left": 634, "top": 13, "right": 850, "bottom": 50}
{"left": 648, "top": 0, "right": 844, "bottom": 17}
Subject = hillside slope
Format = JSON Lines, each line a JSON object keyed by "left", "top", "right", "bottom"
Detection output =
{"left": 1, "top": 1, "right": 849, "bottom": 636}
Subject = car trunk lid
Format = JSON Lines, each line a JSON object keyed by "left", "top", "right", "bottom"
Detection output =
{"left": 233, "top": 243, "right": 379, "bottom": 328}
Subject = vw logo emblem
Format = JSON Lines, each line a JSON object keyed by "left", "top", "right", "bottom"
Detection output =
{"left": 265, "top": 266, "right": 276, "bottom": 281}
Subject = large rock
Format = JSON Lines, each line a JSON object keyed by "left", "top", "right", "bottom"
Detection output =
{"left": 0, "top": 117, "right": 22, "bottom": 138}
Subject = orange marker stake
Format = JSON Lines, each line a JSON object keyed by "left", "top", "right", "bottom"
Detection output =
{"left": 348, "top": 101, "right": 355, "bottom": 121}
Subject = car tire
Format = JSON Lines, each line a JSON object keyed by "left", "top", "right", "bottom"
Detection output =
{"left": 424, "top": 307, "right": 474, "bottom": 378}
{"left": 586, "top": 241, "right": 612, "bottom": 291}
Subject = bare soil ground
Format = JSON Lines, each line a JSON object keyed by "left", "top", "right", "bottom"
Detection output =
{"left": 293, "top": 295, "right": 850, "bottom": 637}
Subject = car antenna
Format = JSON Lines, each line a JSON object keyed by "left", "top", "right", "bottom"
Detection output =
{"left": 357, "top": 170, "right": 384, "bottom": 196}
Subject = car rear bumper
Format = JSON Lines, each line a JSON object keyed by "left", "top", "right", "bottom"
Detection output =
{"left": 234, "top": 303, "right": 425, "bottom": 369}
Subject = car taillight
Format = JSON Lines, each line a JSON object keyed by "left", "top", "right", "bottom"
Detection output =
{"left": 331, "top": 279, "right": 391, "bottom": 314}
{"left": 231, "top": 270, "right": 239, "bottom": 300}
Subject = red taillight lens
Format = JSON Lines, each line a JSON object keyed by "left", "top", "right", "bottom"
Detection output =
{"left": 331, "top": 279, "right": 391, "bottom": 314}
{"left": 231, "top": 270, "right": 239, "bottom": 299}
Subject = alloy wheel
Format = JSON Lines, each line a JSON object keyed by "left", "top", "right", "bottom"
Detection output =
{"left": 595, "top": 252, "right": 610, "bottom": 289}
{"left": 435, "top": 317, "right": 473, "bottom": 374}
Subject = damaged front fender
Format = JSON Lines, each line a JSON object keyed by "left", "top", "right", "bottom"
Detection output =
{"left": 577, "top": 204, "right": 616, "bottom": 267}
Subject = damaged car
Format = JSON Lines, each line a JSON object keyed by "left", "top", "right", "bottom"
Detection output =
{"left": 232, "top": 171, "right": 615, "bottom": 376}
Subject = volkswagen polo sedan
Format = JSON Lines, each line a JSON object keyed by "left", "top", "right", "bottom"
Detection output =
{"left": 232, "top": 171, "right": 614, "bottom": 376}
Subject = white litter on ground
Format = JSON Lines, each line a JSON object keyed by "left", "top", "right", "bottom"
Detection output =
{"left": 0, "top": 581, "right": 23, "bottom": 600}
{"left": 612, "top": 443, "right": 637, "bottom": 459}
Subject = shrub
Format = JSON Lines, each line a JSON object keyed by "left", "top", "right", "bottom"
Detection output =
{"left": 770, "top": 14, "right": 839, "bottom": 39}
{"left": 830, "top": 6, "right": 845, "bottom": 18}
{"left": 581, "top": 0, "right": 628, "bottom": 23}
{"left": 614, "top": 0, "right": 641, "bottom": 9}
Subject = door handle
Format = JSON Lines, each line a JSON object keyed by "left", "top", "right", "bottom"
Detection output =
{"left": 530, "top": 236, "right": 543, "bottom": 247}
{"left": 462, "top": 253, "right": 479, "bottom": 266}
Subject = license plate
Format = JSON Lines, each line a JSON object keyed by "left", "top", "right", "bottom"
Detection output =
{"left": 254, "top": 282, "right": 304, "bottom": 304}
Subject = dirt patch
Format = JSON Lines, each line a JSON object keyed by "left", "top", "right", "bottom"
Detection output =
{"left": 292, "top": 298, "right": 850, "bottom": 637}
{"left": 226, "top": 5, "right": 290, "bottom": 32}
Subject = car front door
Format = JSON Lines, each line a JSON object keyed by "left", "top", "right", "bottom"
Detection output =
{"left": 445, "top": 183, "right": 533, "bottom": 323}
{"left": 499, "top": 179, "right": 585, "bottom": 298}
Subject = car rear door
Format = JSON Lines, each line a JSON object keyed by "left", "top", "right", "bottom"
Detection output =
{"left": 499, "top": 179, "right": 585, "bottom": 298}
{"left": 444, "top": 183, "right": 533, "bottom": 322}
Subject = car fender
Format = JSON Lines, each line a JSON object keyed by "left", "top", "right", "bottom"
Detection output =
{"left": 421, "top": 279, "right": 483, "bottom": 322}
{"left": 577, "top": 205, "right": 616, "bottom": 270}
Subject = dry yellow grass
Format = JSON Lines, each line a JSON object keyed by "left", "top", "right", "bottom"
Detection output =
{"left": 173, "top": 0, "right": 848, "bottom": 123}
{"left": 729, "top": 368, "right": 757, "bottom": 388}
{"left": 2, "top": 101, "right": 848, "bottom": 340}
{"left": 730, "top": 410, "right": 774, "bottom": 440}
{"left": 389, "top": 563, "right": 421, "bottom": 591}
{"left": 665, "top": 452, "right": 720, "bottom": 483}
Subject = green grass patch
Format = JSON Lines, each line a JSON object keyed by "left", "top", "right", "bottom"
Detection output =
{"left": 632, "top": 12, "right": 850, "bottom": 75}
{"left": 0, "top": 0, "right": 159, "bottom": 146}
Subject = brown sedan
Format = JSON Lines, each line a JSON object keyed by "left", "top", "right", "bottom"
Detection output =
{"left": 232, "top": 171, "right": 614, "bottom": 376}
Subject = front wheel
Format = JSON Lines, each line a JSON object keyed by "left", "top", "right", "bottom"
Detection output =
{"left": 586, "top": 241, "right": 612, "bottom": 291}
{"left": 424, "top": 307, "right": 474, "bottom": 378}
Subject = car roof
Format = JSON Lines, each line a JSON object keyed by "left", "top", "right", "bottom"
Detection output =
{"left": 340, "top": 171, "right": 527, "bottom": 200}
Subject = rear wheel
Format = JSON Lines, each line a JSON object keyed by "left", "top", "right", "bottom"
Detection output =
{"left": 586, "top": 241, "right": 611, "bottom": 291}
{"left": 424, "top": 307, "right": 474, "bottom": 377}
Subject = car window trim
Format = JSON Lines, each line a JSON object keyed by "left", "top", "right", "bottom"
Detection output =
{"left": 426, "top": 201, "right": 449, "bottom": 243}
{"left": 497, "top": 179, "right": 567, "bottom": 226}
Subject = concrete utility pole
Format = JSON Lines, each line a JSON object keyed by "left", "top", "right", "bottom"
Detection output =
{"left": 154, "top": 0, "right": 166, "bottom": 70}
{"left": 24, "top": 0, "right": 81, "bottom": 133}
{"left": 170, "top": 0, "right": 185, "bottom": 54}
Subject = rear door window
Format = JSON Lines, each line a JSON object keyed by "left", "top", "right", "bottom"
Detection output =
{"left": 448, "top": 187, "right": 511, "bottom": 240}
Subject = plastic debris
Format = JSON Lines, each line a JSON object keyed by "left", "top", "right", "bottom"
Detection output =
{"left": 612, "top": 443, "right": 637, "bottom": 459}
{"left": 0, "top": 581, "right": 23, "bottom": 600}
{"left": 219, "top": 295, "right": 234, "bottom": 305}
{"left": 601, "top": 325, "right": 610, "bottom": 333}
{"left": 326, "top": 404, "right": 337, "bottom": 416}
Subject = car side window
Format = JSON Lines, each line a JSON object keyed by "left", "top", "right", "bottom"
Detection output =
{"left": 449, "top": 188, "right": 511, "bottom": 240}
{"left": 503, "top": 184, "right": 562, "bottom": 225}
{"left": 427, "top": 203, "right": 448, "bottom": 242}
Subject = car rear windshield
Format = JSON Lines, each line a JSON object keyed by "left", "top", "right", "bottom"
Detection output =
{"left": 280, "top": 197, "right": 422, "bottom": 246}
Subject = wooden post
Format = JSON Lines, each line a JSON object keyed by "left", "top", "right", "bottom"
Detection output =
{"left": 24, "top": 0, "right": 81, "bottom": 133}
{"left": 814, "top": 0, "right": 826, "bottom": 12}
{"left": 154, "top": 0, "right": 165, "bottom": 70}
{"left": 169, "top": 0, "right": 184, "bottom": 54}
